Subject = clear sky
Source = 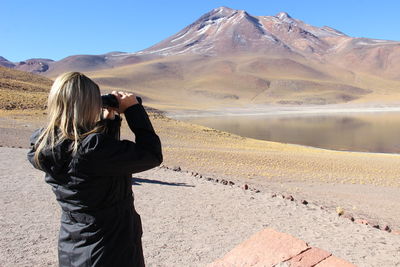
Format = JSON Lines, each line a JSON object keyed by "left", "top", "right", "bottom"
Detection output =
{"left": 1, "top": 0, "right": 399, "bottom": 62}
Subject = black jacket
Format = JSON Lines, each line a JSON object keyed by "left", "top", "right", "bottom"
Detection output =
{"left": 27, "top": 104, "right": 163, "bottom": 267}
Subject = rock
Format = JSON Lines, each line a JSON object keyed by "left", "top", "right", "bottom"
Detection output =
{"left": 205, "top": 177, "right": 213, "bottom": 181}
{"left": 243, "top": 184, "right": 249, "bottom": 190}
{"left": 284, "top": 195, "right": 294, "bottom": 201}
{"left": 336, "top": 206, "right": 344, "bottom": 216}
{"left": 392, "top": 229, "right": 400, "bottom": 235}
{"left": 342, "top": 214, "right": 355, "bottom": 222}
{"left": 301, "top": 200, "right": 308, "bottom": 205}
{"left": 382, "top": 225, "right": 391, "bottom": 232}
{"left": 221, "top": 180, "right": 228, "bottom": 185}
{"left": 314, "top": 255, "right": 357, "bottom": 267}
{"left": 255, "top": 190, "right": 260, "bottom": 193}
{"left": 215, "top": 179, "right": 219, "bottom": 183}
{"left": 207, "top": 228, "right": 309, "bottom": 267}
{"left": 271, "top": 193, "right": 277, "bottom": 198}
{"left": 354, "top": 219, "right": 369, "bottom": 225}
{"left": 286, "top": 247, "right": 331, "bottom": 267}
{"left": 372, "top": 224, "right": 380, "bottom": 229}
{"left": 172, "top": 166, "right": 181, "bottom": 171}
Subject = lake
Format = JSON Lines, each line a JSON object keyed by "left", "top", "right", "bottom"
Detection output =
{"left": 177, "top": 112, "right": 400, "bottom": 154}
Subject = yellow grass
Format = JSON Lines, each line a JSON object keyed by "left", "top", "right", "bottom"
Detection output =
{"left": 0, "top": 67, "right": 52, "bottom": 110}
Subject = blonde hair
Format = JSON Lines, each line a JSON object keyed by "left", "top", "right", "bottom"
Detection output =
{"left": 34, "top": 72, "right": 104, "bottom": 166}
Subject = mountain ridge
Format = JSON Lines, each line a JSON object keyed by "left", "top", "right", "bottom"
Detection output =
{"left": 2, "top": 6, "right": 400, "bottom": 110}
{"left": 2, "top": 6, "right": 399, "bottom": 79}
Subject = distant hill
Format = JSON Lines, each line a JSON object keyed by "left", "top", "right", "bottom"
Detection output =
{"left": 0, "top": 66, "right": 52, "bottom": 110}
{"left": 2, "top": 7, "right": 400, "bottom": 110}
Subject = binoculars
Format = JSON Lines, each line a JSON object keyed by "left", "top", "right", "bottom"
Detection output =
{"left": 101, "top": 94, "right": 142, "bottom": 108}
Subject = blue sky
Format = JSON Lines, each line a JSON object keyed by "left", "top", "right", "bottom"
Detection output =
{"left": 1, "top": 0, "right": 399, "bottom": 62}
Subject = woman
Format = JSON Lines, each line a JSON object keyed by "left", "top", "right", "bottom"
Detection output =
{"left": 27, "top": 72, "right": 163, "bottom": 266}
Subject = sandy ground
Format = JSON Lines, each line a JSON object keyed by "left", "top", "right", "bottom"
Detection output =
{"left": 0, "top": 147, "right": 399, "bottom": 267}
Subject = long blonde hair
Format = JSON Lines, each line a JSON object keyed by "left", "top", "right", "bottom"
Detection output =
{"left": 34, "top": 72, "right": 104, "bottom": 166}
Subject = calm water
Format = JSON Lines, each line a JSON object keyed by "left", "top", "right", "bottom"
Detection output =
{"left": 179, "top": 113, "right": 400, "bottom": 154}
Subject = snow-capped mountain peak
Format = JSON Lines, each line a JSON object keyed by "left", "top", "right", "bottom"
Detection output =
{"left": 276, "top": 12, "right": 292, "bottom": 20}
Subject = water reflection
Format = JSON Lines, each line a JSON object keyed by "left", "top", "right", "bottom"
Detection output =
{"left": 180, "top": 113, "right": 400, "bottom": 153}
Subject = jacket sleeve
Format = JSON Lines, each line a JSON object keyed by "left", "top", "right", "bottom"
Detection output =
{"left": 26, "top": 128, "right": 44, "bottom": 171}
{"left": 77, "top": 104, "right": 163, "bottom": 176}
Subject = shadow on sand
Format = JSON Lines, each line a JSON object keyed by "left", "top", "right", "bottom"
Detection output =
{"left": 131, "top": 177, "right": 195, "bottom": 187}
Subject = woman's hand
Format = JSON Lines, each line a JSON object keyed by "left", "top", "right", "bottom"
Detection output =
{"left": 111, "top": 91, "right": 139, "bottom": 113}
{"left": 102, "top": 108, "right": 116, "bottom": 120}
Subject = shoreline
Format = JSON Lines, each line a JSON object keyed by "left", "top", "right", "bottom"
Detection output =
{"left": 166, "top": 104, "right": 400, "bottom": 118}
{"left": 163, "top": 104, "right": 400, "bottom": 156}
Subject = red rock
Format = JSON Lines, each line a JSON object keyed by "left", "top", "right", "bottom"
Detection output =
{"left": 301, "top": 200, "right": 308, "bottom": 205}
{"left": 243, "top": 184, "right": 249, "bottom": 190}
{"left": 315, "top": 255, "right": 357, "bottom": 267}
{"left": 287, "top": 247, "right": 331, "bottom": 267}
{"left": 392, "top": 229, "right": 400, "bottom": 235}
{"left": 354, "top": 219, "right": 368, "bottom": 225}
{"left": 207, "top": 228, "right": 309, "bottom": 267}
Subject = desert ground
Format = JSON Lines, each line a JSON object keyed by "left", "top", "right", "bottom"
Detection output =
{"left": 0, "top": 108, "right": 400, "bottom": 266}
{"left": 1, "top": 146, "right": 400, "bottom": 267}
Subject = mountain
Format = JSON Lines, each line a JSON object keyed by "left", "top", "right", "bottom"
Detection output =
{"left": 41, "top": 52, "right": 159, "bottom": 77}
{"left": 0, "top": 56, "right": 16, "bottom": 68}
{"left": 136, "top": 6, "right": 400, "bottom": 81}
{"left": 2, "top": 7, "right": 400, "bottom": 110}
{"left": 137, "top": 7, "right": 346, "bottom": 57}
{"left": 0, "top": 56, "right": 55, "bottom": 74}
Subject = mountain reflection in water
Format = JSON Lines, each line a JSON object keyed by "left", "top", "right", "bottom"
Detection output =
{"left": 180, "top": 113, "right": 400, "bottom": 154}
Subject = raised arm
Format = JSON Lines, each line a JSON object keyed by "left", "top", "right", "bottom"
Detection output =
{"left": 77, "top": 101, "right": 163, "bottom": 176}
